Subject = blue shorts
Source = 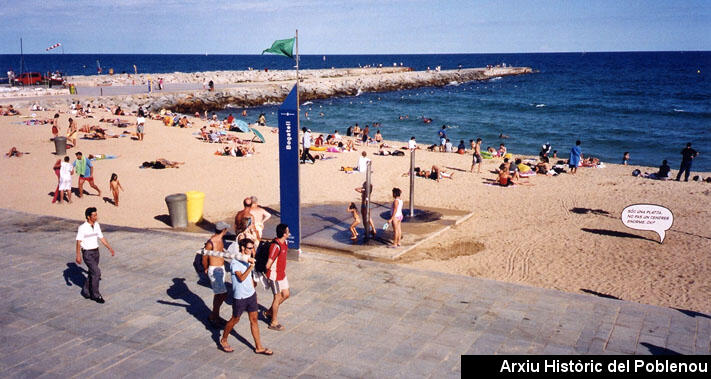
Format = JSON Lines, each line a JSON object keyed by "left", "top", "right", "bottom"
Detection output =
{"left": 232, "top": 292, "right": 258, "bottom": 317}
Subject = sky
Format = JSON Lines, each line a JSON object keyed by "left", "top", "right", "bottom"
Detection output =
{"left": 0, "top": 0, "right": 709, "bottom": 54}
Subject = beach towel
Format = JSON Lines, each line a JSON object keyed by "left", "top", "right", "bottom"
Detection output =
{"left": 486, "top": 183, "right": 516, "bottom": 187}
{"left": 74, "top": 158, "right": 88, "bottom": 176}
{"left": 92, "top": 154, "right": 118, "bottom": 160}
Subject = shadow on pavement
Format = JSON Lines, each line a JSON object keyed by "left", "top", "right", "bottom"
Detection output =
{"left": 62, "top": 262, "right": 86, "bottom": 288}
{"left": 673, "top": 308, "right": 711, "bottom": 319}
{"left": 640, "top": 342, "right": 681, "bottom": 355}
{"left": 157, "top": 278, "right": 252, "bottom": 350}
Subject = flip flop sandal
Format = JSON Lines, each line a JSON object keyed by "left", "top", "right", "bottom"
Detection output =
{"left": 219, "top": 340, "right": 234, "bottom": 353}
{"left": 268, "top": 324, "right": 285, "bottom": 331}
{"left": 255, "top": 348, "right": 273, "bottom": 355}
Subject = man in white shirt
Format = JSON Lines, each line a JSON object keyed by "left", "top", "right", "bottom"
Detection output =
{"left": 300, "top": 127, "right": 315, "bottom": 164}
{"left": 358, "top": 151, "right": 371, "bottom": 173}
{"left": 76, "top": 207, "right": 116, "bottom": 303}
{"left": 408, "top": 136, "right": 417, "bottom": 151}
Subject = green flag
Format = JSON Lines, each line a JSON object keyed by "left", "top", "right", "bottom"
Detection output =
{"left": 262, "top": 37, "right": 295, "bottom": 59}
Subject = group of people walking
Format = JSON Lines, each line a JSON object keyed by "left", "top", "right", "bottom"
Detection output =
{"left": 200, "top": 196, "right": 291, "bottom": 355}
{"left": 53, "top": 151, "right": 124, "bottom": 206}
{"left": 73, "top": 198, "right": 291, "bottom": 356}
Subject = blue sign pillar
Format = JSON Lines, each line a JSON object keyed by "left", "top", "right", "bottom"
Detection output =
{"left": 278, "top": 84, "right": 300, "bottom": 250}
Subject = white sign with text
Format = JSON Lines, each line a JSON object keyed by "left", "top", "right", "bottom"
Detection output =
{"left": 621, "top": 204, "right": 674, "bottom": 243}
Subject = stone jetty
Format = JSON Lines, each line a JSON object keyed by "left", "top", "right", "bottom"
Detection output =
{"left": 3, "top": 66, "right": 533, "bottom": 113}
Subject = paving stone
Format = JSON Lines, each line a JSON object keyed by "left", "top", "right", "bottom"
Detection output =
{"left": 1, "top": 209, "right": 707, "bottom": 377}
{"left": 465, "top": 333, "right": 506, "bottom": 354}
{"left": 605, "top": 325, "right": 640, "bottom": 354}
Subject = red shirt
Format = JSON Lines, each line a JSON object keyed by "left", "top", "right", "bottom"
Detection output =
{"left": 267, "top": 239, "right": 288, "bottom": 281}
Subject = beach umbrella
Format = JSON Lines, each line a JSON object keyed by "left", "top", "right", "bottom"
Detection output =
{"left": 231, "top": 119, "right": 249, "bottom": 133}
{"left": 250, "top": 128, "right": 265, "bottom": 143}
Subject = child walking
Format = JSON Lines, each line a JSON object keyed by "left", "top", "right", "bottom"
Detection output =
{"left": 109, "top": 173, "right": 124, "bottom": 206}
{"left": 388, "top": 188, "right": 403, "bottom": 247}
{"left": 347, "top": 202, "right": 360, "bottom": 240}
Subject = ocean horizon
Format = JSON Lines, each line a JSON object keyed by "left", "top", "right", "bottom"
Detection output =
{"left": 1, "top": 51, "right": 709, "bottom": 171}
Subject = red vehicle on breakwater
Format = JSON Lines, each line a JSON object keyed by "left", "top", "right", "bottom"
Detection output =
{"left": 13, "top": 72, "right": 66, "bottom": 86}
{"left": 13, "top": 72, "right": 43, "bottom": 85}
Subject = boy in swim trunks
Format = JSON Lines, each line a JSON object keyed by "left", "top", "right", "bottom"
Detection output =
{"left": 74, "top": 152, "right": 101, "bottom": 198}
{"left": 470, "top": 138, "right": 483, "bottom": 173}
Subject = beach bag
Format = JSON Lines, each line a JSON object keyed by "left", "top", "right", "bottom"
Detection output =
{"left": 255, "top": 239, "right": 278, "bottom": 274}
{"left": 632, "top": 169, "right": 641, "bottom": 177}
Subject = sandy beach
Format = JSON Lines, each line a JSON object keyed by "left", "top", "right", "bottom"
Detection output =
{"left": 1, "top": 104, "right": 710, "bottom": 315}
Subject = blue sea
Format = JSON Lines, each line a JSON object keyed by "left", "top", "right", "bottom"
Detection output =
{"left": 2, "top": 52, "right": 710, "bottom": 171}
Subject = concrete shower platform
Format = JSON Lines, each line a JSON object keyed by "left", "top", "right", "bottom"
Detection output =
{"left": 258, "top": 202, "right": 474, "bottom": 260}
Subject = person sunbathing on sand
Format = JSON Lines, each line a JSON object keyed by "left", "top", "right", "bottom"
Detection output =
{"left": 643, "top": 160, "right": 671, "bottom": 180}
{"left": 155, "top": 158, "right": 184, "bottom": 168}
{"left": 220, "top": 144, "right": 254, "bottom": 157}
{"left": 5, "top": 147, "right": 26, "bottom": 158}
{"left": 498, "top": 168, "right": 515, "bottom": 186}
{"left": 199, "top": 126, "right": 209, "bottom": 141}
{"left": 580, "top": 156, "right": 600, "bottom": 167}
{"left": 208, "top": 130, "right": 223, "bottom": 143}
{"left": 2, "top": 105, "right": 20, "bottom": 116}
{"left": 79, "top": 125, "right": 102, "bottom": 133}
{"left": 535, "top": 156, "right": 552, "bottom": 175}
{"left": 413, "top": 166, "right": 453, "bottom": 182}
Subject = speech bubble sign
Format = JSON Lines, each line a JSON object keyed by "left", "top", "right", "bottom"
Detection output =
{"left": 621, "top": 204, "right": 674, "bottom": 243}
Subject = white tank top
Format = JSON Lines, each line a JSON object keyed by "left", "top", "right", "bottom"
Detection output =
{"left": 394, "top": 198, "right": 403, "bottom": 218}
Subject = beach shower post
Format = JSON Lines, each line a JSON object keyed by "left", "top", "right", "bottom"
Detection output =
{"left": 364, "top": 160, "right": 372, "bottom": 243}
{"left": 409, "top": 149, "right": 415, "bottom": 218}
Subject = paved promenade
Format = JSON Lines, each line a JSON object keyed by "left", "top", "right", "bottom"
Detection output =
{"left": 1, "top": 209, "right": 709, "bottom": 378}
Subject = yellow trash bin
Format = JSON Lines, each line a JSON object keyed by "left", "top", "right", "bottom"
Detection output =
{"left": 186, "top": 191, "right": 205, "bottom": 223}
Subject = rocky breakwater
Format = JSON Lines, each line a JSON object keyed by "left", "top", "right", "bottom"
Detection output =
{"left": 159, "top": 66, "right": 532, "bottom": 114}
{"left": 17, "top": 66, "right": 531, "bottom": 113}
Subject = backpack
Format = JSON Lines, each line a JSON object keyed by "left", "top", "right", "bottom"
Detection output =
{"left": 255, "top": 239, "right": 278, "bottom": 274}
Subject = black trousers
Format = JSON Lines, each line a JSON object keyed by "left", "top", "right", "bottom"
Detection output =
{"left": 300, "top": 149, "right": 315, "bottom": 163}
{"left": 676, "top": 161, "right": 692, "bottom": 181}
{"left": 81, "top": 248, "right": 102, "bottom": 298}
